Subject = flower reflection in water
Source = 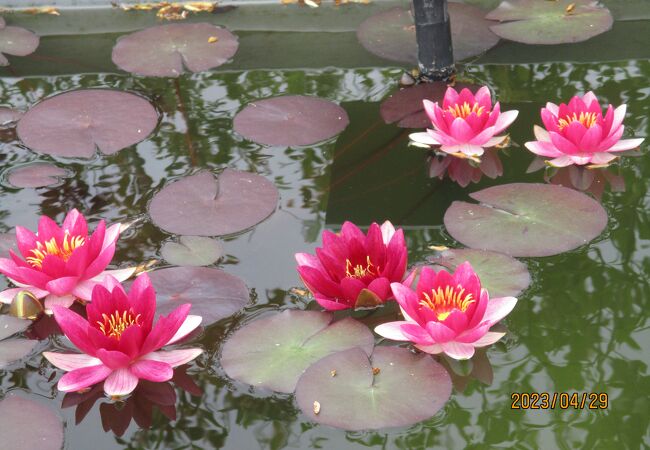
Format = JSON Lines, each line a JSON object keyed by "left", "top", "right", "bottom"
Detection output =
{"left": 427, "top": 148, "right": 503, "bottom": 187}
{"left": 62, "top": 366, "right": 202, "bottom": 437}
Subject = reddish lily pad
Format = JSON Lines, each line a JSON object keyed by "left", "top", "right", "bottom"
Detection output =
{"left": 486, "top": 0, "right": 613, "bottom": 45}
{"left": 16, "top": 89, "right": 158, "bottom": 158}
{"left": 146, "top": 266, "right": 249, "bottom": 325}
{"left": 6, "top": 162, "right": 70, "bottom": 188}
{"left": 0, "top": 20, "right": 39, "bottom": 66}
{"left": 149, "top": 170, "right": 279, "bottom": 236}
{"left": 160, "top": 236, "right": 224, "bottom": 267}
{"left": 0, "top": 315, "right": 29, "bottom": 340}
{"left": 221, "top": 310, "right": 374, "bottom": 393}
{"left": 0, "top": 393, "right": 64, "bottom": 450}
{"left": 0, "top": 339, "right": 37, "bottom": 368}
{"left": 295, "top": 346, "right": 452, "bottom": 430}
{"left": 443, "top": 183, "right": 608, "bottom": 257}
{"left": 380, "top": 82, "right": 479, "bottom": 129}
{"left": 112, "top": 23, "right": 239, "bottom": 77}
{"left": 426, "top": 248, "right": 530, "bottom": 297}
{"left": 357, "top": 5, "right": 499, "bottom": 65}
{"left": 233, "top": 95, "right": 349, "bottom": 147}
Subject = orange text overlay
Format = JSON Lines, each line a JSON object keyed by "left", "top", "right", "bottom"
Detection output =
{"left": 511, "top": 392, "right": 608, "bottom": 410}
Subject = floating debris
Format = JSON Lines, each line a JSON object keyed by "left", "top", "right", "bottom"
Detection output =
{"left": 313, "top": 400, "right": 321, "bottom": 415}
{"left": 208, "top": 36, "right": 219, "bottom": 43}
{"left": 22, "top": 7, "right": 60, "bottom": 15}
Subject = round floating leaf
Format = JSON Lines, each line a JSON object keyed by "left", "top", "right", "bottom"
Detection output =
{"left": 6, "top": 162, "right": 70, "bottom": 188}
{"left": 233, "top": 95, "right": 349, "bottom": 147}
{"left": 357, "top": 5, "right": 499, "bottom": 64}
{"left": 295, "top": 346, "right": 452, "bottom": 430}
{"left": 221, "top": 310, "right": 374, "bottom": 393}
{"left": 486, "top": 0, "right": 613, "bottom": 45}
{"left": 426, "top": 248, "right": 530, "bottom": 297}
{"left": 0, "top": 22, "right": 39, "bottom": 66}
{"left": 16, "top": 89, "right": 158, "bottom": 158}
{"left": 149, "top": 170, "right": 279, "bottom": 236}
{"left": 161, "top": 236, "right": 224, "bottom": 267}
{"left": 443, "top": 183, "right": 608, "bottom": 257}
{"left": 380, "top": 82, "right": 479, "bottom": 129}
{"left": 147, "top": 266, "right": 248, "bottom": 325}
{"left": 0, "top": 339, "right": 37, "bottom": 368}
{"left": 0, "top": 107, "right": 23, "bottom": 126}
{"left": 0, "top": 315, "right": 29, "bottom": 340}
{"left": 0, "top": 393, "right": 64, "bottom": 450}
{"left": 112, "top": 23, "right": 239, "bottom": 77}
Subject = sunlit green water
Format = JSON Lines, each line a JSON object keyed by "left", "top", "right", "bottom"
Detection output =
{"left": 0, "top": 17, "right": 648, "bottom": 450}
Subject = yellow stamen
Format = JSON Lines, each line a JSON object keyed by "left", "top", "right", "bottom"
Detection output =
{"left": 420, "top": 285, "right": 475, "bottom": 321}
{"left": 26, "top": 232, "right": 85, "bottom": 269}
{"left": 557, "top": 111, "right": 598, "bottom": 131}
{"left": 97, "top": 309, "right": 142, "bottom": 340}
{"left": 345, "top": 256, "right": 379, "bottom": 279}
{"left": 447, "top": 102, "right": 485, "bottom": 119}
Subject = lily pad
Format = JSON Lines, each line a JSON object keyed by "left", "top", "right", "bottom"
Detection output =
{"left": 426, "top": 248, "right": 530, "bottom": 297}
{"left": 112, "top": 23, "right": 239, "bottom": 77}
{"left": 0, "top": 393, "right": 64, "bottom": 450}
{"left": 160, "top": 236, "right": 224, "bottom": 267}
{"left": 0, "top": 339, "right": 37, "bottom": 368}
{"left": 0, "top": 315, "right": 29, "bottom": 340}
{"left": 233, "top": 95, "right": 349, "bottom": 147}
{"left": 149, "top": 170, "right": 279, "bottom": 236}
{"left": 221, "top": 310, "right": 374, "bottom": 393}
{"left": 16, "top": 89, "right": 158, "bottom": 158}
{"left": 486, "top": 0, "right": 613, "bottom": 45}
{"left": 6, "top": 162, "right": 70, "bottom": 188}
{"left": 0, "top": 20, "right": 39, "bottom": 66}
{"left": 146, "top": 266, "right": 249, "bottom": 325}
{"left": 357, "top": 5, "right": 499, "bottom": 65}
{"left": 443, "top": 183, "right": 608, "bottom": 257}
{"left": 295, "top": 346, "right": 452, "bottom": 430}
{"left": 380, "top": 82, "right": 479, "bottom": 129}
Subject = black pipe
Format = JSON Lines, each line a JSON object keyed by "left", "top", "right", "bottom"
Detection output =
{"left": 412, "top": 0, "right": 455, "bottom": 82}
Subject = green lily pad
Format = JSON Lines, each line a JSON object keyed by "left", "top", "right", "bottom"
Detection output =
{"left": 220, "top": 310, "right": 374, "bottom": 393}
{"left": 160, "top": 236, "right": 224, "bottom": 267}
{"left": 443, "top": 183, "right": 608, "bottom": 257}
{"left": 427, "top": 248, "right": 531, "bottom": 297}
{"left": 486, "top": 0, "right": 613, "bottom": 45}
{"left": 295, "top": 346, "right": 452, "bottom": 430}
{"left": 357, "top": 4, "right": 500, "bottom": 64}
{"left": 0, "top": 393, "right": 64, "bottom": 450}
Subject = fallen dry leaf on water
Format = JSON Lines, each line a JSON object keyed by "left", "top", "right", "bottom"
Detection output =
{"left": 23, "top": 7, "right": 60, "bottom": 15}
{"left": 208, "top": 36, "right": 219, "bottom": 43}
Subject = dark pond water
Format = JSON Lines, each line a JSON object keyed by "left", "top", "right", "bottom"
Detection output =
{"left": 0, "top": 5, "right": 648, "bottom": 450}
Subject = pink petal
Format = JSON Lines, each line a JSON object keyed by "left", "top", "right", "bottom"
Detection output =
{"left": 545, "top": 102, "right": 559, "bottom": 116}
{"left": 96, "top": 348, "right": 132, "bottom": 369}
{"left": 426, "top": 321, "right": 456, "bottom": 343}
{"left": 483, "top": 296, "right": 517, "bottom": 325}
{"left": 492, "top": 110, "right": 518, "bottom": 134}
{"left": 468, "top": 126, "right": 496, "bottom": 146}
{"left": 610, "top": 104, "right": 626, "bottom": 133}
{"left": 589, "top": 153, "right": 618, "bottom": 165}
{"left": 380, "top": 221, "right": 396, "bottom": 245}
{"left": 474, "top": 86, "right": 492, "bottom": 110}
{"left": 367, "top": 277, "right": 391, "bottom": 301}
{"left": 295, "top": 253, "right": 324, "bottom": 271}
{"left": 62, "top": 209, "right": 88, "bottom": 237}
{"left": 400, "top": 322, "right": 435, "bottom": 345}
{"left": 415, "top": 343, "right": 443, "bottom": 354}
{"left": 43, "top": 352, "right": 101, "bottom": 371}
{"left": 442, "top": 86, "right": 459, "bottom": 108}
{"left": 449, "top": 118, "right": 476, "bottom": 143}
{"left": 38, "top": 216, "right": 62, "bottom": 242}
{"left": 314, "top": 295, "right": 351, "bottom": 311}
{"left": 340, "top": 277, "right": 365, "bottom": 303}
{"left": 534, "top": 125, "right": 551, "bottom": 142}
{"left": 166, "top": 314, "right": 202, "bottom": 345}
{"left": 44, "top": 294, "right": 76, "bottom": 311}
{"left": 0, "top": 286, "right": 48, "bottom": 304}
{"left": 550, "top": 132, "right": 579, "bottom": 154}
{"left": 129, "top": 359, "right": 173, "bottom": 382}
{"left": 374, "top": 321, "right": 413, "bottom": 341}
{"left": 103, "top": 367, "right": 139, "bottom": 397}
{"left": 410, "top": 131, "right": 439, "bottom": 146}
{"left": 441, "top": 341, "right": 475, "bottom": 360}
{"left": 606, "top": 138, "right": 644, "bottom": 152}
{"left": 51, "top": 305, "right": 96, "bottom": 355}
{"left": 141, "top": 348, "right": 203, "bottom": 367}
{"left": 473, "top": 331, "right": 506, "bottom": 347}
{"left": 14, "top": 226, "right": 38, "bottom": 260}
{"left": 547, "top": 155, "right": 575, "bottom": 167}
{"left": 390, "top": 282, "right": 422, "bottom": 326}
{"left": 579, "top": 124, "right": 603, "bottom": 152}
{"left": 140, "top": 303, "right": 191, "bottom": 355}
{"left": 484, "top": 135, "right": 507, "bottom": 148}
{"left": 58, "top": 364, "right": 112, "bottom": 392}
{"left": 45, "top": 276, "right": 79, "bottom": 296}
{"left": 525, "top": 141, "right": 563, "bottom": 158}
{"left": 101, "top": 267, "right": 136, "bottom": 282}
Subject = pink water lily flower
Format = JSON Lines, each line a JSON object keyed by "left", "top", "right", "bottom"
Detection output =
{"left": 0, "top": 209, "right": 134, "bottom": 310}
{"left": 43, "top": 274, "right": 202, "bottom": 397}
{"left": 375, "top": 262, "right": 517, "bottom": 360}
{"left": 296, "top": 221, "right": 408, "bottom": 311}
{"left": 409, "top": 86, "right": 518, "bottom": 157}
{"left": 525, "top": 91, "right": 645, "bottom": 167}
